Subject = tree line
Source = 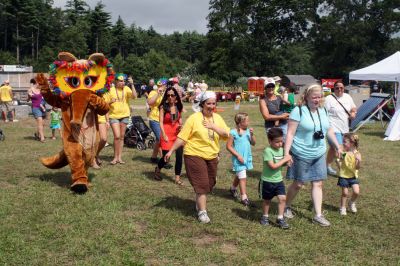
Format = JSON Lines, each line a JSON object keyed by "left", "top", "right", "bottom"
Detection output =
{"left": 0, "top": 0, "right": 399, "bottom": 86}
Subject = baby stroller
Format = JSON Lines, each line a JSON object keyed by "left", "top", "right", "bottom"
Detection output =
{"left": 124, "top": 116, "right": 155, "bottom": 150}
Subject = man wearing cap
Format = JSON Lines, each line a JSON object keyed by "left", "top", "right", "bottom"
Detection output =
{"left": 0, "top": 80, "right": 17, "bottom": 122}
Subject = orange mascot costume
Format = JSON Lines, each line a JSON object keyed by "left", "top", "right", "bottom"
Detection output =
{"left": 37, "top": 52, "right": 114, "bottom": 193}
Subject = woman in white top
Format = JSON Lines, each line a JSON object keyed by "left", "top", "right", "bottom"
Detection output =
{"left": 324, "top": 81, "right": 357, "bottom": 175}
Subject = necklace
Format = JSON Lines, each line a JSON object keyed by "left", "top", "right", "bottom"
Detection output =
{"left": 115, "top": 87, "right": 124, "bottom": 102}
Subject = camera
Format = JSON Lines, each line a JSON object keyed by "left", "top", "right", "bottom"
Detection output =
{"left": 313, "top": 131, "right": 324, "bottom": 140}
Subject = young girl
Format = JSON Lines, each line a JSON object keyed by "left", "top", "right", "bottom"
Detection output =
{"left": 49, "top": 106, "right": 61, "bottom": 140}
{"left": 226, "top": 112, "right": 256, "bottom": 206}
{"left": 337, "top": 133, "right": 361, "bottom": 215}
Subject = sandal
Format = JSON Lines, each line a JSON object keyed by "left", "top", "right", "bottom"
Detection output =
{"left": 110, "top": 160, "right": 118, "bottom": 165}
{"left": 175, "top": 179, "right": 184, "bottom": 186}
{"left": 118, "top": 160, "right": 126, "bottom": 164}
{"left": 154, "top": 167, "right": 162, "bottom": 181}
{"left": 96, "top": 157, "right": 103, "bottom": 166}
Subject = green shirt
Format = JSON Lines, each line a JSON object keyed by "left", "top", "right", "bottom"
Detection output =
{"left": 261, "top": 147, "right": 284, "bottom": 183}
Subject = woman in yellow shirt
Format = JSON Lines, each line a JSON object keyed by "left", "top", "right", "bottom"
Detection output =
{"left": 104, "top": 75, "right": 137, "bottom": 165}
{"left": 165, "top": 91, "right": 230, "bottom": 223}
{"left": 147, "top": 79, "right": 166, "bottom": 163}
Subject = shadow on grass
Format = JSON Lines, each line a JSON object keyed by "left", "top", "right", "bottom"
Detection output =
{"left": 132, "top": 154, "right": 153, "bottom": 164}
{"left": 153, "top": 196, "right": 196, "bottom": 217}
{"left": 362, "top": 130, "right": 386, "bottom": 138}
{"left": 23, "top": 135, "right": 39, "bottom": 141}
{"left": 26, "top": 172, "right": 95, "bottom": 189}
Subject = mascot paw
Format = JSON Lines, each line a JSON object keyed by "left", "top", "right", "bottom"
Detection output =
{"left": 71, "top": 178, "right": 88, "bottom": 194}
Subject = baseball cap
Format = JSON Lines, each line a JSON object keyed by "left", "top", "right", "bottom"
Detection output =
{"left": 273, "top": 76, "right": 281, "bottom": 82}
{"left": 116, "top": 75, "right": 124, "bottom": 81}
{"left": 264, "top": 78, "right": 275, "bottom": 87}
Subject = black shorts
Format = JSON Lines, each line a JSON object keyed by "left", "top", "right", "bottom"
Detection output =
{"left": 259, "top": 180, "right": 286, "bottom": 200}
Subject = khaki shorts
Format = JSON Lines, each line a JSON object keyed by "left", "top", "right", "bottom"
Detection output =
{"left": 0, "top": 101, "right": 11, "bottom": 112}
{"left": 184, "top": 155, "right": 218, "bottom": 194}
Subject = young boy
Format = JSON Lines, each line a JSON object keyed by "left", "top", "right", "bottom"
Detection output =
{"left": 260, "top": 127, "right": 291, "bottom": 229}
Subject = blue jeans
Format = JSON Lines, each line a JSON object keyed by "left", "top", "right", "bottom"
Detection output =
{"left": 149, "top": 120, "right": 161, "bottom": 141}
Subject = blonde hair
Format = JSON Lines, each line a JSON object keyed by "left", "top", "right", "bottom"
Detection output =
{"left": 234, "top": 112, "right": 248, "bottom": 126}
{"left": 297, "top": 84, "right": 325, "bottom": 107}
{"left": 343, "top": 133, "right": 359, "bottom": 149}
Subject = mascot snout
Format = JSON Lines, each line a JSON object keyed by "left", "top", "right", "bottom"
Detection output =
{"left": 70, "top": 90, "right": 93, "bottom": 127}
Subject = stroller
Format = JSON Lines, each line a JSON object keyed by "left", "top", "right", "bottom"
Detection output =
{"left": 124, "top": 116, "right": 155, "bottom": 150}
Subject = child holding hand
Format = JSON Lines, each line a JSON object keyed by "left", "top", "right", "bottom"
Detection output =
{"left": 226, "top": 113, "right": 256, "bottom": 206}
{"left": 337, "top": 133, "right": 362, "bottom": 215}
{"left": 260, "top": 127, "right": 291, "bottom": 229}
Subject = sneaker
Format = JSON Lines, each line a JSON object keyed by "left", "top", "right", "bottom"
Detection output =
{"left": 229, "top": 187, "right": 238, "bottom": 199}
{"left": 105, "top": 142, "right": 110, "bottom": 147}
{"left": 260, "top": 215, "right": 270, "bottom": 226}
{"left": 348, "top": 201, "right": 357, "bottom": 213}
{"left": 339, "top": 207, "right": 347, "bottom": 216}
{"left": 12, "top": 119, "right": 18, "bottom": 122}
{"left": 284, "top": 207, "right": 295, "bottom": 219}
{"left": 312, "top": 215, "right": 331, "bottom": 227}
{"left": 241, "top": 198, "right": 251, "bottom": 207}
{"left": 150, "top": 157, "right": 158, "bottom": 164}
{"left": 276, "top": 218, "right": 290, "bottom": 229}
{"left": 198, "top": 210, "right": 210, "bottom": 224}
{"left": 327, "top": 166, "right": 337, "bottom": 176}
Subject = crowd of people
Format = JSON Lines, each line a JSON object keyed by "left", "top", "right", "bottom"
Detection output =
{"left": 4, "top": 75, "right": 362, "bottom": 228}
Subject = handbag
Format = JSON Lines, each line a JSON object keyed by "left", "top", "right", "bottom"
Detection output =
{"left": 331, "top": 95, "right": 352, "bottom": 128}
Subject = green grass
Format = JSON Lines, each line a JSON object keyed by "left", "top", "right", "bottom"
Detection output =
{"left": 0, "top": 98, "right": 399, "bottom": 265}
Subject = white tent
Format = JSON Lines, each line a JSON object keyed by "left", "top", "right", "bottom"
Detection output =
{"left": 349, "top": 51, "right": 400, "bottom": 140}
{"left": 349, "top": 51, "right": 400, "bottom": 109}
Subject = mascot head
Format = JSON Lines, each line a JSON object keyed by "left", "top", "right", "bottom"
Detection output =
{"left": 49, "top": 52, "right": 114, "bottom": 98}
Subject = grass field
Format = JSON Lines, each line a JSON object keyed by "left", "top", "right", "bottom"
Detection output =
{"left": 0, "top": 98, "right": 399, "bottom": 265}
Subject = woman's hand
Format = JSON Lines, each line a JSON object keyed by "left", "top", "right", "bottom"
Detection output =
{"left": 336, "top": 146, "right": 343, "bottom": 159}
{"left": 162, "top": 133, "right": 169, "bottom": 142}
{"left": 281, "top": 113, "right": 290, "bottom": 120}
{"left": 203, "top": 120, "right": 214, "bottom": 130}
{"left": 164, "top": 151, "right": 172, "bottom": 162}
{"left": 111, "top": 98, "right": 117, "bottom": 103}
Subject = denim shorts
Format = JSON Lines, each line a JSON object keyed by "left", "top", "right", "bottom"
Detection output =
{"left": 110, "top": 117, "right": 129, "bottom": 125}
{"left": 328, "top": 132, "right": 344, "bottom": 146}
{"left": 32, "top": 107, "right": 46, "bottom": 119}
{"left": 286, "top": 153, "right": 327, "bottom": 183}
{"left": 149, "top": 119, "right": 161, "bottom": 141}
{"left": 337, "top": 177, "right": 359, "bottom": 188}
{"left": 259, "top": 180, "right": 286, "bottom": 200}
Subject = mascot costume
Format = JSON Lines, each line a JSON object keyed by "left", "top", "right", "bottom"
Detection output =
{"left": 37, "top": 52, "right": 114, "bottom": 193}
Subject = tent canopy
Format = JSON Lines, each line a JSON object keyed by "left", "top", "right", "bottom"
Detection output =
{"left": 349, "top": 51, "right": 400, "bottom": 82}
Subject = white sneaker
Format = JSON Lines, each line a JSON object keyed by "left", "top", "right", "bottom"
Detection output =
{"left": 339, "top": 207, "right": 347, "bottom": 216}
{"left": 198, "top": 210, "right": 210, "bottom": 224}
{"left": 284, "top": 207, "right": 295, "bottom": 219}
{"left": 312, "top": 215, "right": 331, "bottom": 227}
{"left": 349, "top": 201, "right": 357, "bottom": 213}
{"left": 327, "top": 166, "right": 337, "bottom": 175}
{"left": 12, "top": 119, "right": 18, "bottom": 122}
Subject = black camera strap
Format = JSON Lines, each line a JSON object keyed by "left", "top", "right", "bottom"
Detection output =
{"left": 306, "top": 106, "right": 322, "bottom": 133}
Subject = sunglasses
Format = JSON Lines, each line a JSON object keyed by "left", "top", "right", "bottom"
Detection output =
{"left": 167, "top": 94, "right": 176, "bottom": 97}
{"left": 334, "top": 86, "right": 344, "bottom": 89}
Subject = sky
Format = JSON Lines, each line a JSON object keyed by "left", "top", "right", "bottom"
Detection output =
{"left": 52, "top": 0, "right": 210, "bottom": 34}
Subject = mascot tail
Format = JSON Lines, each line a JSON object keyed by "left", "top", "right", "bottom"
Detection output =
{"left": 41, "top": 150, "right": 68, "bottom": 169}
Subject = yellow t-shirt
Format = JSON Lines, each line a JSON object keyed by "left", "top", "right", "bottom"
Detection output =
{"left": 104, "top": 86, "right": 132, "bottom": 119}
{"left": 148, "top": 90, "right": 163, "bottom": 122}
{"left": 0, "top": 85, "right": 12, "bottom": 102}
{"left": 338, "top": 152, "right": 359, "bottom": 178}
{"left": 178, "top": 112, "right": 230, "bottom": 160}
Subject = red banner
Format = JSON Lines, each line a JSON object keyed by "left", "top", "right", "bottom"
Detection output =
{"left": 321, "top": 78, "right": 342, "bottom": 89}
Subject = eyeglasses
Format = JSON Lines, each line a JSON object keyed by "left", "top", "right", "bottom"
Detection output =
{"left": 167, "top": 94, "right": 176, "bottom": 97}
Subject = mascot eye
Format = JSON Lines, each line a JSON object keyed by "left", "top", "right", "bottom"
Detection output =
{"left": 84, "top": 76, "right": 98, "bottom": 88}
{"left": 65, "top": 77, "right": 80, "bottom": 89}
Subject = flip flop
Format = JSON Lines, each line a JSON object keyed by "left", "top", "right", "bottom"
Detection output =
{"left": 175, "top": 179, "right": 184, "bottom": 186}
{"left": 110, "top": 160, "right": 118, "bottom": 165}
{"left": 118, "top": 161, "right": 126, "bottom": 164}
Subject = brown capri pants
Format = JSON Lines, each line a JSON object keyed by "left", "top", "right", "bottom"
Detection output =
{"left": 184, "top": 155, "right": 218, "bottom": 194}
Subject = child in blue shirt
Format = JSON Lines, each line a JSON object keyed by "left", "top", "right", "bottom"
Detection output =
{"left": 226, "top": 112, "right": 256, "bottom": 206}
